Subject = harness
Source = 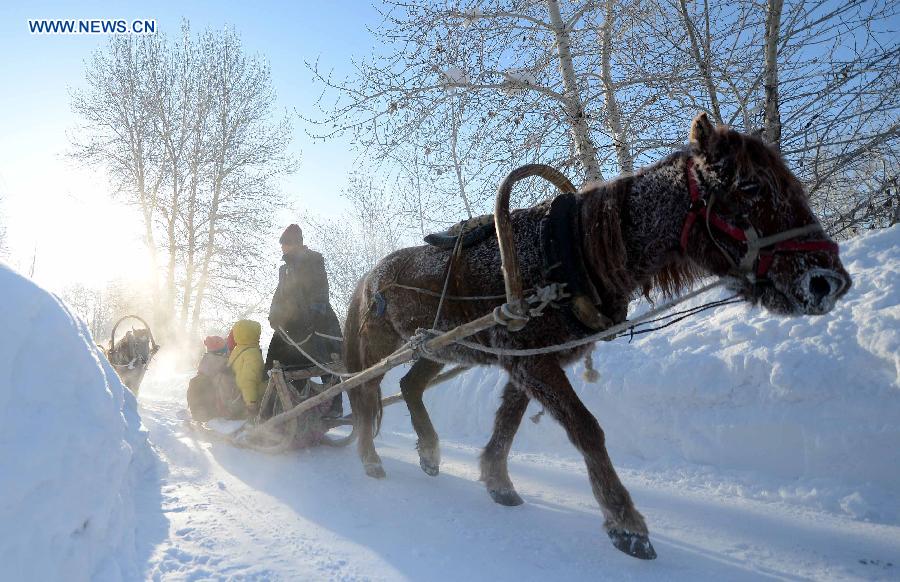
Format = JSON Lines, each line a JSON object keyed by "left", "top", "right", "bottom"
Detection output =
{"left": 421, "top": 193, "right": 624, "bottom": 332}
{"left": 540, "top": 192, "right": 624, "bottom": 331}
{"left": 680, "top": 157, "right": 840, "bottom": 284}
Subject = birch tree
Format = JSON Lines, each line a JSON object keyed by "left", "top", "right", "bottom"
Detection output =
{"left": 311, "top": 0, "right": 897, "bottom": 237}
{"left": 71, "top": 23, "right": 297, "bottom": 341}
{"left": 301, "top": 173, "right": 409, "bottom": 321}
{"left": 662, "top": 0, "right": 900, "bottom": 233}
{"left": 308, "top": 0, "right": 627, "bottom": 198}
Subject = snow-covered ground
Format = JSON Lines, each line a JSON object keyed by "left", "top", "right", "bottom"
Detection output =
{"left": 2, "top": 227, "right": 899, "bottom": 581}
{"left": 0, "top": 265, "right": 161, "bottom": 581}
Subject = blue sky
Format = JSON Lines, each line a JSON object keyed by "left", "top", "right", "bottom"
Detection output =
{"left": 0, "top": 1, "right": 380, "bottom": 289}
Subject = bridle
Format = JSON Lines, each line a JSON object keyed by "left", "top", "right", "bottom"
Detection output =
{"left": 680, "top": 157, "right": 840, "bottom": 284}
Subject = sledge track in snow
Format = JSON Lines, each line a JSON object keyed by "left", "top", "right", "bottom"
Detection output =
{"left": 138, "top": 394, "right": 899, "bottom": 581}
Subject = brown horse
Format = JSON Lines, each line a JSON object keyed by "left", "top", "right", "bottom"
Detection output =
{"left": 343, "top": 114, "right": 851, "bottom": 560}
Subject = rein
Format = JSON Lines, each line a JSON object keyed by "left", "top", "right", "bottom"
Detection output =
{"left": 680, "top": 157, "right": 839, "bottom": 282}
{"left": 412, "top": 279, "right": 732, "bottom": 357}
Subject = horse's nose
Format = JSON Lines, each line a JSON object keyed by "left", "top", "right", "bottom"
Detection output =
{"left": 805, "top": 269, "right": 847, "bottom": 307}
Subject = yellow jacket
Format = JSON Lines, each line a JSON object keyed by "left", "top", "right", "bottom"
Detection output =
{"left": 227, "top": 320, "right": 267, "bottom": 405}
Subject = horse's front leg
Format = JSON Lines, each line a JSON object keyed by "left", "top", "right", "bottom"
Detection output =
{"left": 510, "top": 355, "right": 657, "bottom": 560}
{"left": 480, "top": 380, "right": 529, "bottom": 506}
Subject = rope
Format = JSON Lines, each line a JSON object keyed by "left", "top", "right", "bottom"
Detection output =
{"left": 433, "top": 233, "right": 465, "bottom": 329}
{"left": 277, "top": 327, "right": 354, "bottom": 378}
{"left": 625, "top": 295, "right": 741, "bottom": 342}
{"left": 386, "top": 283, "right": 508, "bottom": 302}
{"left": 422, "top": 280, "right": 728, "bottom": 357}
{"left": 407, "top": 329, "right": 437, "bottom": 359}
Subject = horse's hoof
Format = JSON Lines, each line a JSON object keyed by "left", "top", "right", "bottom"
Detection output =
{"left": 607, "top": 529, "right": 657, "bottom": 560}
{"left": 364, "top": 463, "right": 386, "bottom": 479}
{"left": 419, "top": 457, "right": 440, "bottom": 476}
{"left": 488, "top": 487, "right": 524, "bottom": 507}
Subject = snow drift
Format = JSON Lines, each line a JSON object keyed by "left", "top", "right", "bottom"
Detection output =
{"left": 382, "top": 225, "right": 900, "bottom": 523}
{"left": 0, "top": 265, "right": 155, "bottom": 581}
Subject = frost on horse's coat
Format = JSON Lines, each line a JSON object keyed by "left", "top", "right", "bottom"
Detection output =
{"left": 342, "top": 114, "right": 852, "bottom": 561}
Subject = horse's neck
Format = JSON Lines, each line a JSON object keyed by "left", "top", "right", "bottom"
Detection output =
{"left": 624, "top": 155, "right": 693, "bottom": 287}
{"left": 581, "top": 153, "right": 690, "bottom": 295}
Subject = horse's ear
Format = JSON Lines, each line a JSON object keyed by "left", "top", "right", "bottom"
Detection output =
{"left": 689, "top": 112, "right": 715, "bottom": 152}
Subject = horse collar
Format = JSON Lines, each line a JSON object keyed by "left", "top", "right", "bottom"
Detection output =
{"left": 680, "top": 156, "right": 839, "bottom": 282}
{"left": 540, "top": 192, "right": 619, "bottom": 331}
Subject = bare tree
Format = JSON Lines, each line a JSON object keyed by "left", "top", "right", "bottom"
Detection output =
{"left": 59, "top": 279, "right": 152, "bottom": 343}
{"left": 70, "top": 35, "right": 165, "bottom": 321}
{"left": 307, "top": 0, "right": 629, "bottom": 198}
{"left": 640, "top": 0, "right": 900, "bottom": 233}
{"left": 71, "top": 23, "right": 297, "bottom": 342}
{"left": 310, "top": 0, "right": 897, "bottom": 239}
{"left": 301, "top": 174, "right": 409, "bottom": 321}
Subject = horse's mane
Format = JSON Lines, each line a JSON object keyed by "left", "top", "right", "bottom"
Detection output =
{"left": 581, "top": 151, "right": 704, "bottom": 302}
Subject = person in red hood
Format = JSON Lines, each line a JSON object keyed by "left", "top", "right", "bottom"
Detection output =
{"left": 187, "top": 335, "right": 241, "bottom": 421}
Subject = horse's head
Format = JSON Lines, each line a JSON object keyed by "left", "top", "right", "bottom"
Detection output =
{"left": 684, "top": 113, "right": 851, "bottom": 315}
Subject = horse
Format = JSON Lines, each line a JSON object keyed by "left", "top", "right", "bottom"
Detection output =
{"left": 108, "top": 328, "right": 154, "bottom": 393}
{"left": 342, "top": 113, "right": 851, "bottom": 560}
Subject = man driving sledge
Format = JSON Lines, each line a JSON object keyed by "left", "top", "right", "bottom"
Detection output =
{"left": 266, "top": 224, "right": 343, "bottom": 417}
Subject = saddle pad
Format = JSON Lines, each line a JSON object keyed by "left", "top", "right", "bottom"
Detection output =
{"left": 423, "top": 213, "right": 495, "bottom": 249}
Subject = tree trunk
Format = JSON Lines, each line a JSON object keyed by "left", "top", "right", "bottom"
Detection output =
{"left": 600, "top": 0, "right": 633, "bottom": 174}
{"left": 450, "top": 102, "right": 474, "bottom": 218}
{"left": 164, "top": 173, "right": 179, "bottom": 341}
{"left": 764, "top": 0, "right": 784, "bottom": 148}
{"left": 181, "top": 156, "right": 201, "bottom": 328}
{"left": 190, "top": 164, "right": 224, "bottom": 336}
{"left": 545, "top": 0, "right": 603, "bottom": 184}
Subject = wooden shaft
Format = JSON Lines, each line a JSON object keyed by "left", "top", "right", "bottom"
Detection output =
{"left": 272, "top": 368, "right": 298, "bottom": 443}
{"left": 494, "top": 164, "right": 576, "bottom": 332}
{"left": 495, "top": 170, "right": 526, "bottom": 331}
{"left": 249, "top": 311, "right": 499, "bottom": 434}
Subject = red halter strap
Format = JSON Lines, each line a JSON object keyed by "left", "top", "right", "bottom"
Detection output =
{"left": 680, "top": 157, "right": 839, "bottom": 278}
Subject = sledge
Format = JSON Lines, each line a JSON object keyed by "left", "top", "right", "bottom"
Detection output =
{"left": 187, "top": 360, "right": 358, "bottom": 453}
{"left": 106, "top": 315, "right": 160, "bottom": 395}
{"left": 187, "top": 357, "right": 475, "bottom": 453}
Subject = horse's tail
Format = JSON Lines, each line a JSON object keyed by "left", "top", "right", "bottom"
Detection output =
{"left": 343, "top": 276, "right": 384, "bottom": 436}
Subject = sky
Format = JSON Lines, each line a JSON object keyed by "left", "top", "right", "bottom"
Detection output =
{"left": 0, "top": 0, "right": 382, "bottom": 291}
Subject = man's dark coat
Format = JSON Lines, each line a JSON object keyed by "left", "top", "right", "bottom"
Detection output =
{"left": 265, "top": 247, "right": 342, "bottom": 371}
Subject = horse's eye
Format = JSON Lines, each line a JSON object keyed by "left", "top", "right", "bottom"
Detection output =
{"left": 736, "top": 180, "right": 760, "bottom": 195}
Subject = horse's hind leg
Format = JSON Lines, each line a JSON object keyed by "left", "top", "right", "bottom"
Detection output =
{"left": 510, "top": 355, "right": 657, "bottom": 560}
{"left": 480, "top": 381, "right": 529, "bottom": 506}
{"left": 399, "top": 358, "right": 444, "bottom": 476}
{"left": 345, "top": 302, "right": 398, "bottom": 480}
{"left": 347, "top": 375, "right": 387, "bottom": 478}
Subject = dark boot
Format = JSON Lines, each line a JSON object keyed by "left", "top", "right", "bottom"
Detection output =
{"left": 324, "top": 391, "right": 343, "bottom": 418}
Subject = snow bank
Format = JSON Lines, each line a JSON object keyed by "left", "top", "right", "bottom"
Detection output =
{"left": 382, "top": 226, "right": 900, "bottom": 522}
{"left": 0, "top": 265, "right": 155, "bottom": 581}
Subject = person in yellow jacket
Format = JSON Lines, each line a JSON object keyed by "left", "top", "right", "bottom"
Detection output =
{"left": 227, "top": 319, "right": 268, "bottom": 417}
